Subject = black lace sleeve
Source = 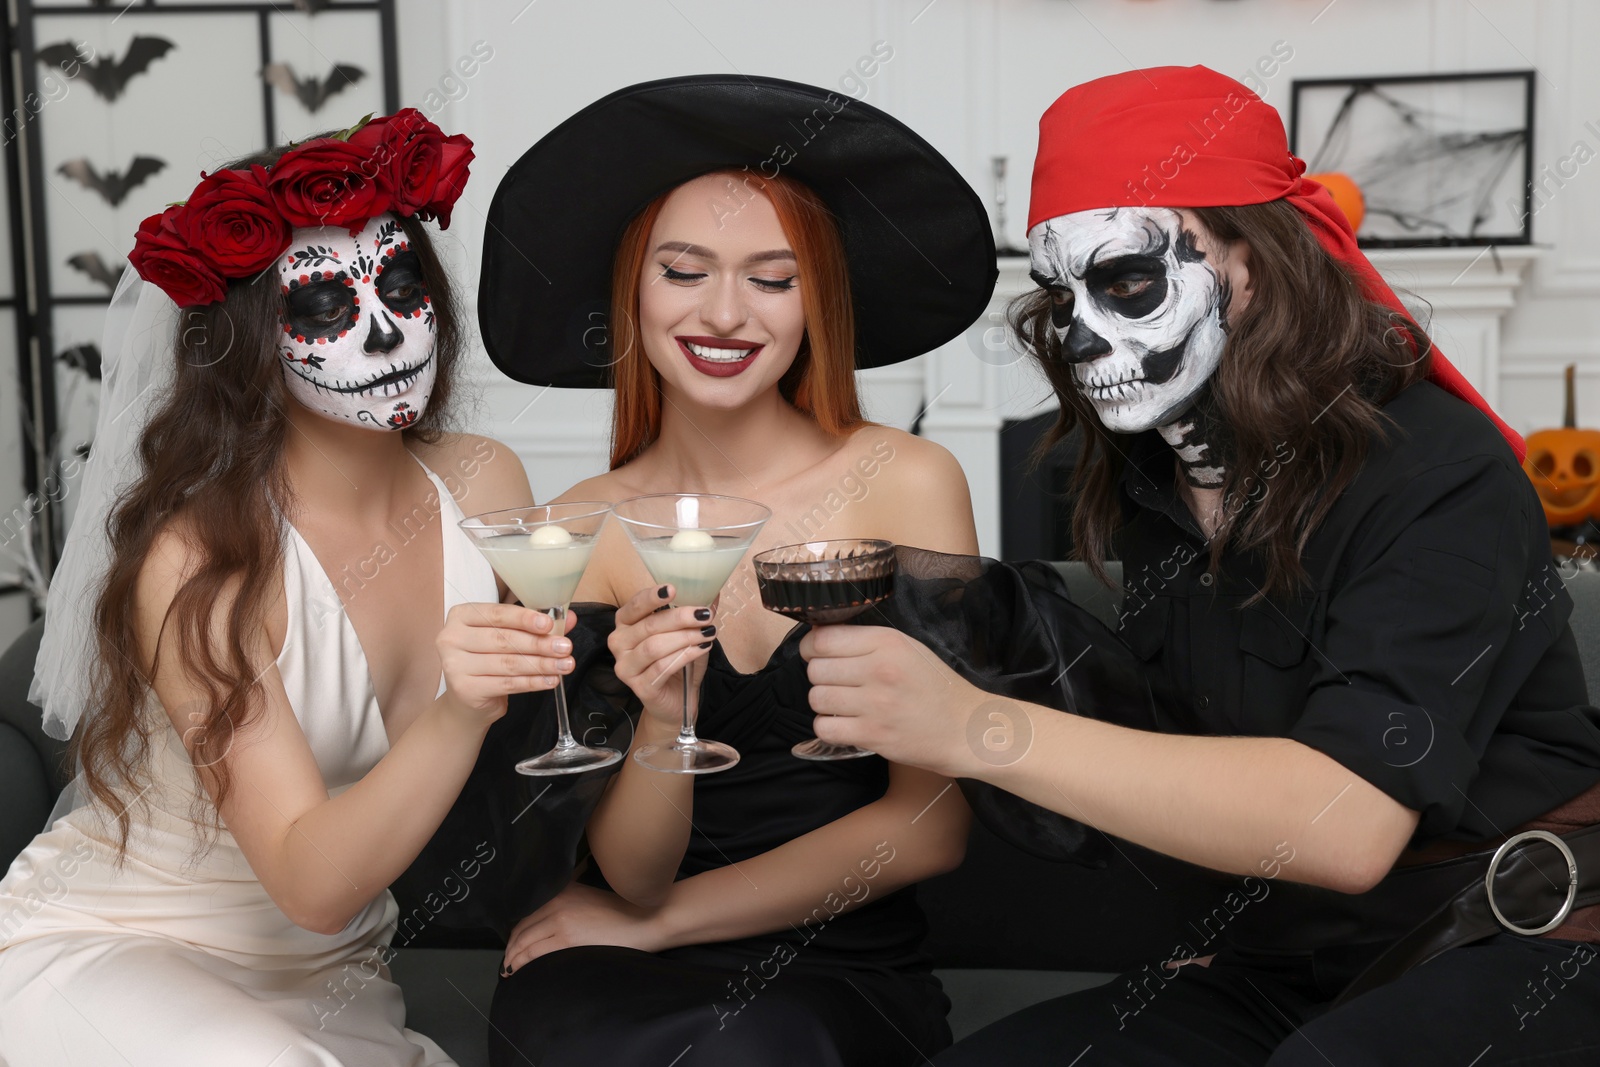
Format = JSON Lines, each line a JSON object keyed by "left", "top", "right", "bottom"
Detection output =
{"left": 388, "top": 604, "right": 637, "bottom": 947}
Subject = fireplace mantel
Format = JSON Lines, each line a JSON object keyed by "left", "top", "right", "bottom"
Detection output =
{"left": 916, "top": 246, "right": 1540, "bottom": 557}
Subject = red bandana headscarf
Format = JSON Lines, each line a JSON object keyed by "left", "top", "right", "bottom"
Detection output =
{"left": 1027, "top": 65, "right": 1524, "bottom": 461}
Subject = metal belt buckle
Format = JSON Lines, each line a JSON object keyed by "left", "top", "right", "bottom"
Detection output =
{"left": 1484, "top": 829, "right": 1580, "bottom": 937}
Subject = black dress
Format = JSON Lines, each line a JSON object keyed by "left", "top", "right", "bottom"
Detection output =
{"left": 485, "top": 620, "right": 954, "bottom": 1067}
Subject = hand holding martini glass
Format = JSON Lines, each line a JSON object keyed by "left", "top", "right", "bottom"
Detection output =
{"left": 459, "top": 502, "right": 621, "bottom": 776}
{"left": 612, "top": 493, "right": 771, "bottom": 774}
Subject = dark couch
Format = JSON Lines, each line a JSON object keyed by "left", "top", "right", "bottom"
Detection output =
{"left": 3, "top": 563, "right": 1597, "bottom": 1065}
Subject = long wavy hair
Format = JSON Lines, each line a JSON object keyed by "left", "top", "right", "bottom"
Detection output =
{"left": 607, "top": 170, "right": 864, "bottom": 469}
{"left": 76, "top": 144, "right": 465, "bottom": 853}
{"left": 1010, "top": 199, "right": 1432, "bottom": 599}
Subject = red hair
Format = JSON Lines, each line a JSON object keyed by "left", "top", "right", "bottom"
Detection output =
{"left": 608, "top": 170, "right": 863, "bottom": 469}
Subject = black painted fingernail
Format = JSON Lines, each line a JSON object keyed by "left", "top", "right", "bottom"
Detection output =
{"left": 694, "top": 608, "right": 712, "bottom": 621}
{"left": 699, "top": 641, "right": 712, "bottom": 649}
{"left": 701, "top": 625, "right": 716, "bottom": 637}
{"left": 658, "top": 585, "right": 671, "bottom": 599}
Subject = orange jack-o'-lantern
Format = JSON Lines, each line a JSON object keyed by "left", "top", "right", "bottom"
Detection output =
{"left": 1307, "top": 172, "right": 1365, "bottom": 233}
{"left": 1524, "top": 364, "right": 1600, "bottom": 528}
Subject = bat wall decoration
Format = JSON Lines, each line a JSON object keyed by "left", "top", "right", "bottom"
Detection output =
{"left": 65, "top": 251, "right": 126, "bottom": 292}
{"left": 56, "top": 343, "right": 103, "bottom": 382}
{"left": 57, "top": 156, "right": 166, "bottom": 207}
{"left": 262, "top": 62, "right": 366, "bottom": 113}
{"left": 37, "top": 36, "right": 175, "bottom": 103}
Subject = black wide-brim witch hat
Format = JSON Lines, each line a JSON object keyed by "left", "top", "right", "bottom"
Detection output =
{"left": 479, "top": 74, "right": 998, "bottom": 388}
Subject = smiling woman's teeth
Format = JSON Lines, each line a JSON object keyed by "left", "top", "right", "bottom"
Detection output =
{"left": 685, "top": 341, "right": 755, "bottom": 363}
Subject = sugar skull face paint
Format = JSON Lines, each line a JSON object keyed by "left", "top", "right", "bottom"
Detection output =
{"left": 1028, "top": 207, "right": 1230, "bottom": 437}
{"left": 278, "top": 213, "right": 436, "bottom": 431}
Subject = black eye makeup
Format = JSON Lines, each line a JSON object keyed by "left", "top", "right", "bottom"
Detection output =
{"left": 376, "top": 250, "right": 428, "bottom": 317}
{"left": 660, "top": 264, "right": 706, "bottom": 283}
{"left": 657, "top": 263, "right": 798, "bottom": 292}
{"left": 284, "top": 271, "right": 358, "bottom": 341}
{"left": 1030, "top": 269, "right": 1076, "bottom": 329}
{"left": 1047, "top": 288, "right": 1074, "bottom": 330}
{"left": 1086, "top": 255, "right": 1168, "bottom": 319}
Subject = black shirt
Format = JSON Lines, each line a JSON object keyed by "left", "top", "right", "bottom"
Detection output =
{"left": 1114, "top": 381, "right": 1600, "bottom": 844}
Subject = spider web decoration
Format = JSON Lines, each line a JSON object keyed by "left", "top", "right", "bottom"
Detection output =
{"left": 1293, "top": 72, "right": 1533, "bottom": 247}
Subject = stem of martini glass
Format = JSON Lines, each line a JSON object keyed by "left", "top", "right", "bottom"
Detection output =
{"left": 677, "top": 663, "right": 697, "bottom": 747}
{"left": 546, "top": 605, "right": 578, "bottom": 750}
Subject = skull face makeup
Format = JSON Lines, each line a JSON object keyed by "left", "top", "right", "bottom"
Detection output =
{"left": 277, "top": 213, "right": 436, "bottom": 431}
{"left": 1028, "top": 207, "right": 1230, "bottom": 439}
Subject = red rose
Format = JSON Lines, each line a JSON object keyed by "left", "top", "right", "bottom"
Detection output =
{"left": 416, "top": 133, "right": 474, "bottom": 229}
{"left": 349, "top": 108, "right": 443, "bottom": 216}
{"left": 129, "top": 207, "right": 226, "bottom": 307}
{"left": 176, "top": 165, "right": 291, "bottom": 276}
{"left": 269, "top": 138, "right": 391, "bottom": 232}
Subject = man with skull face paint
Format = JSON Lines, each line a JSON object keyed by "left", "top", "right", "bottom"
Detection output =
{"left": 800, "top": 67, "right": 1600, "bottom": 1064}
{"left": 0, "top": 113, "right": 573, "bottom": 1066}
{"left": 1030, "top": 205, "right": 1236, "bottom": 492}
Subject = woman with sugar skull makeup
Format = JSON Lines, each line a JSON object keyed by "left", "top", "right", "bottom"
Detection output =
{"left": 471, "top": 75, "right": 998, "bottom": 1067}
{"left": 801, "top": 67, "right": 1600, "bottom": 1064}
{"left": 0, "top": 112, "right": 567, "bottom": 1066}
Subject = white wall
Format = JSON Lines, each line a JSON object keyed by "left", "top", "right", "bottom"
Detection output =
{"left": 0, "top": 0, "right": 1587, "bottom": 654}
{"left": 394, "top": 0, "right": 1600, "bottom": 513}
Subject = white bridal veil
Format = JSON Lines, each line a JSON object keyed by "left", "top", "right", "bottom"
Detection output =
{"left": 30, "top": 271, "right": 179, "bottom": 745}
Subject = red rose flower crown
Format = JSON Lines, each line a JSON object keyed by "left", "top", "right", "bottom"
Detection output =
{"left": 129, "top": 109, "right": 473, "bottom": 307}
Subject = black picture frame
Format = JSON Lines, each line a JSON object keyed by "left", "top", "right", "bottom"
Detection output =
{"left": 1288, "top": 69, "right": 1535, "bottom": 249}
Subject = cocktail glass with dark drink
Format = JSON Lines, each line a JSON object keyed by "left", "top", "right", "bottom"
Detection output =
{"left": 753, "top": 538, "right": 896, "bottom": 761}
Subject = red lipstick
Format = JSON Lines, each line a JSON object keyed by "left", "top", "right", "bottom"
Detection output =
{"left": 676, "top": 335, "right": 763, "bottom": 378}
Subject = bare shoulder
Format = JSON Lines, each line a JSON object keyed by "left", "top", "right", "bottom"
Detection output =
{"left": 552, "top": 468, "right": 626, "bottom": 507}
{"left": 133, "top": 511, "right": 283, "bottom": 675}
{"left": 412, "top": 432, "right": 533, "bottom": 516}
{"left": 134, "top": 518, "right": 202, "bottom": 645}
{"left": 845, "top": 425, "right": 972, "bottom": 503}
{"left": 859, "top": 426, "right": 967, "bottom": 481}
{"left": 842, "top": 426, "right": 977, "bottom": 554}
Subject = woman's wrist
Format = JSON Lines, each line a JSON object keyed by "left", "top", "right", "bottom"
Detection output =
{"left": 428, "top": 690, "right": 498, "bottom": 742}
{"left": 632, "top": 711, "right": 685, "bottom": 749}
{"left": 648, "top": 882, "right": 698, "bottom": 949}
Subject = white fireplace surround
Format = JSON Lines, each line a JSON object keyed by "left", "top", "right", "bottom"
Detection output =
{"left": 489, "top": 246, "right": 1539, "bottom": 559}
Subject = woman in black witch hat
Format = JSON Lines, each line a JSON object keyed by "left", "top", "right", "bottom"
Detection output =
{"left": 475, "top": 76, "right": 998, "bottom": 1066}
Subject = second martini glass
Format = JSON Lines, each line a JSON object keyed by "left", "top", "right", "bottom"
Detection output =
{"left": 459, "top": 502, "right": 621, "bottom": 776}
{"left": 611, "top": 493, "right": 771, "bottom": 774}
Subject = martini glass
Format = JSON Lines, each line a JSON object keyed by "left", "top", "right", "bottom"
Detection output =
{"left": 611, "top": 494, "right": 771, "bottom": 774}
{"left": 753, "top": 539, "right": 896, "bottom": 761}
{"left": 458, "top": 502, "right": 621, "bottom": 776}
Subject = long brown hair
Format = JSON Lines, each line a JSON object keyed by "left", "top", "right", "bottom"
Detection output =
{"left": 607, "top": 170, "right": 863, "bottom": 469}
{"left": 1010, "top": 199, "right": 1432, "bottom": 598}
{"left": 76, "top": 144, "right": 465, "bottom": 852}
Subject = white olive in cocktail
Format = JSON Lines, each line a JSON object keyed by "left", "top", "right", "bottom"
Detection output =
{"left": 611, "top": 494, "right": 771, "bottom": 775}
{"left": 459, "top": 502, "right": 620, "bottom": 776}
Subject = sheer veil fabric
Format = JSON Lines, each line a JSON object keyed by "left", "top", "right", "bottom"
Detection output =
{"left": 30, "top": 273, "right": 177, "bottom": 751}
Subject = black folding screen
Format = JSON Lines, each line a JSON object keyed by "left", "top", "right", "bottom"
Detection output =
{"left": 0, "top": 0, "right": 398, "bottom": 615}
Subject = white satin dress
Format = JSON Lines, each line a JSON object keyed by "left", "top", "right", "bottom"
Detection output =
{"left": 0, "top": 458, "right": 496, "bottom": 1066}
